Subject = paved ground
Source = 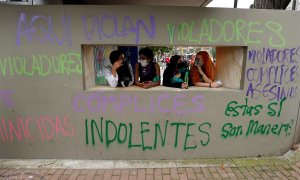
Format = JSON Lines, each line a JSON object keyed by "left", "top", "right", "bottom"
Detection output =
{"left": 0, "top": 144, "right": 300, "bottom": 179}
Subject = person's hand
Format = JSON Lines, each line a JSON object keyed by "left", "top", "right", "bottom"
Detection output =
{"left": 181, "top": 82, "right": 188, "bottom": 89}
{"left": 142, "top": 81, "right": 153, "bottom": 89}
{"left": 142, "top": 83, "right": 153, "bottom": 89}
{"left": 211, "top": 82, "right": 221, "bottom": 88}
{"left": 112, "top": 60, "right": 123, "bottom": 70}
{"left": 175, "top": 73, "right": 181, "bottom": 78}
{"left": 197, "top": 65, "right": 204, "bottom": 75}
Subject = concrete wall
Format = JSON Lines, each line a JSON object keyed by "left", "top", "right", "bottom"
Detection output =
{"left": 0, "top": 0, "right": 62, "bottom": 5}
{"left": 0, "top": 5, "right": 299, "bottom": 160}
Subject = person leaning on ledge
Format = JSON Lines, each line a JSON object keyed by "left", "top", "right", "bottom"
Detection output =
{"left": 104, "top": 50, "right": 134, "bottom": 88}
{"left": 134, "top": 47, "right": 161, "bottom": 89}
{"left": 163, "top": 55, "right": 189, "bottom": 89}
{"left": 190, "top": 51, "right": 221, "bottom": 88}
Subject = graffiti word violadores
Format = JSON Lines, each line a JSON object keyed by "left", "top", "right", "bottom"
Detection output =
{"left": 248, "top": 47, "right": 300, "bottom": 65}
{"left": 167, "top": 19, "right": 285, "bottom": 48}
{"left": 85, "top": 117, "right": 211, "bottom": 151}
{"left": 225, "top": 97, "right": 286, "bottom": 117}
{"left": 73, "top": 92, "right": 205, "bottom": 115}
{"left": 0, "top": 53, "right": 81, "bottom": 77}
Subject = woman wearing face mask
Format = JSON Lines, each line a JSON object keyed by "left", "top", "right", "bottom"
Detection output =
{"left": 135, "top": 47, "right": 161, "bottom": 89}
{"left": 163, "top": 55, "right": 189, "bottom": 89}
{"left": 104, "top": 50, "right": 134, "bottom": 88}
{"left": 190, "top": 51, "right": 221, "bottom": 88}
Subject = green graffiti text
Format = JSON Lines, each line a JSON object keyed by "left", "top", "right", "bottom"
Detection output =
{"left": 221, "top": 119, "right": 294, "bottom": 139}
{"left": 167, "top": 19, "right": 286, "bottom": 48}
{"left": 85, "top": 117, "right": 212, "bottom": 151}
{"left": 0, "top": 52, "right": 82, "bottom": 77}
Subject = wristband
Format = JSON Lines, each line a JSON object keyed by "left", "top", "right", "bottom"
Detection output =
{"left": 209, "top": 83, "right": 211, "bottom": 88}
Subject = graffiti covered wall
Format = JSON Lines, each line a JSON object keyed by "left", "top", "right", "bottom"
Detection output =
{"left": 0, "top": 6, "right": 299, "bottom": 159}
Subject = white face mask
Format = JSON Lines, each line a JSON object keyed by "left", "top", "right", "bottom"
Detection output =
{"left": 140, "top": 60, "right": 149, "bottom": 67}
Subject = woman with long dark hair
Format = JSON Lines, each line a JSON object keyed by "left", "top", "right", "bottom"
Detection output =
{"left": 163, "top": 55, "right": 189, "bottom": 89}
{"left": 104, "top": 50, "right": 134, "bottom": 88}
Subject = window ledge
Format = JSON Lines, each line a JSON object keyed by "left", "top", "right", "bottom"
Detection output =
{"left": 86, "top": 86, "right": 241, "bottom": 92}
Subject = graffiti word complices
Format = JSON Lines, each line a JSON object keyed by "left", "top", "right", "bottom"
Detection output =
{"left": 73, "top": 92, "right": 205, "bottom": 115}
{"left": 246, "top": 64, "right": 298, "bottom": 86}
{"left": 225, "top": 97, "right": 286, "bottom": 117}
{"left": 221, "top": 119, "right": 293, "bottom": 139}
{"left": 0, "top": 52, "right": 82, "bottom": 77}
{"left": 167, "top": 19, "right": 285, "bottom": 48}
{"left": 85, "top": 117, "right": 211, "bottom": 150}
{"left": 0, "top": 90, "right": 14, "bottom": 108}
{"left": 82, "top": 15, "right": 156, "bottom": 43}
{"left": 0, "top": 115, "right": 75, "bottom": 143}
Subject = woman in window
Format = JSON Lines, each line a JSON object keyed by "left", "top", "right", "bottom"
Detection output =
{"left": 104, "top": 50, "right": 134, "bottom": 88}
{"left": 135, "top": 47, "right": 160, "bottom": 89}
{"left": 163, "top": 55, "right": 189, "bottom": 89}
{"left": 190, "top": 51, "right": 221, "bottom": 88}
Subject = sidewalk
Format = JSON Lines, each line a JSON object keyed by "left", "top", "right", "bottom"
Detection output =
{"left": 0, "top": 144, "right": 300, "bottom": 179}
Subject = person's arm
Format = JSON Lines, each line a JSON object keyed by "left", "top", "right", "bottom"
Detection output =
{"left": 143, "top": 63, "right": 161, "bottom": 89}
{"left": 194, "top": 81, "right": 211, "bottom": 87}
{"left": 194, "top": 65, "right": 219, "bottom": 88}
{"left": 128, "top": 64, "right": 134, "bottom": 86}
{"left": 194, "top": 81, "right": 220, "bottom": 88}
{"left": 134, "top": 63, "right": 144, "bottom": 88}
{"left": 104, "top": 67, "right": 118, "bottom": 88}
{"left": 210, "top": 62, "right": 215, "bottom": 81}
{"left": 163, "top": 67, "right": 185, "bottom": 88}
{"left": 152, "top": 63, "right": 161, "bottom": 87}
{"left": 190, "top": 65, "right": 200, "bottom": 86}
{"left": 194, "top": 67, "right": 213, "bottom": 88}
{"left": 198, "top": 66, "right": 213, "bottom": 83}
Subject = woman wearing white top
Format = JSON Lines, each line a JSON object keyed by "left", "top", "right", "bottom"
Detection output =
{"left": 104, "top": 50, "right": 134, "bottom": 88}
